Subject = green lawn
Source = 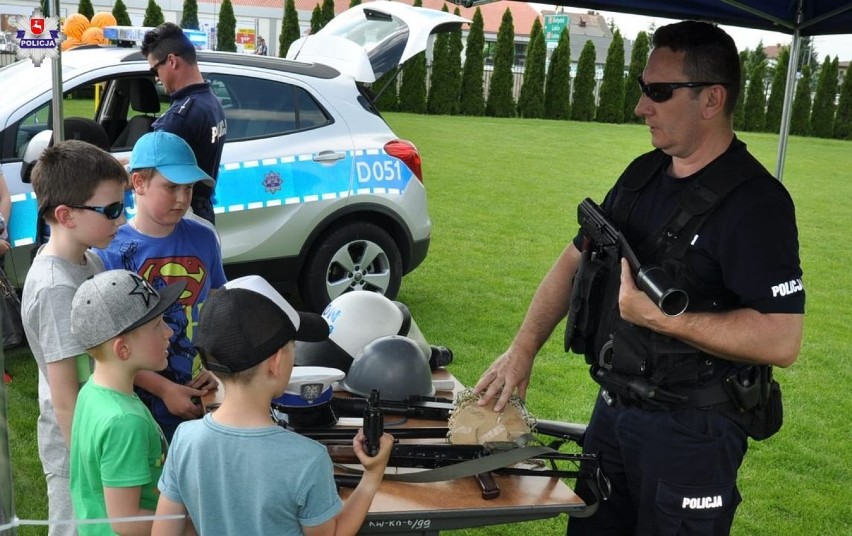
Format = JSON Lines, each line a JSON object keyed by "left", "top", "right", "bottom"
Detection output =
{"left": 2, "top": 113, "right": 850, "bottom": 535}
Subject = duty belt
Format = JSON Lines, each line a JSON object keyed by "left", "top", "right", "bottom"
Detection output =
{"left": 593, "top": 367, "right": 732, "bottom": 411}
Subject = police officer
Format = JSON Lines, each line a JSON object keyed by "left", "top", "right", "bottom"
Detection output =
{"left": 142, "top": 23, "right": 226, "bottom": 224}
{"left": 474, "top": 21, "right": 804, "bottom": 535}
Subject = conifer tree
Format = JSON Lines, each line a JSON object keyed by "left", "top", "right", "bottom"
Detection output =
{"left": 398, "top": 0, "right": 427, "bottom": 114}
{"left": 743, "top": 60, "right": 767, "bottom": 132}
{"left": 459, "top": 8, "right": 485, "bottom": 116}
{"left": 427, "top": 5, "right": 452, "bottom": 114}
{"left": 485, "top": 8, "right": 516, "bottom": 117}
{"left": 833, "top": 66, "right": 852, "bottom": 139}
{"left": 623, "top": 31, "right": 649, "bottom": 123}
{"left": 810, "top": 55, "right": 838, "bottom": 138}
{"left": 733, "top": 50, "right": 749, "bottom": 130}
{"left": 517, "top": 19, "right": 545, "bottom": 118}
{"left": 310, "top": 5, "right": 322, "bottom": 34}
{"left": 765, "top": 46, "right": 789, "bottom": 133}
{"left": 216, "top": 0, "right": 237, "bottom": 52}
{"left": 41, "top": 0, "right": 49, "bottom": 17}
{"left": 447, "top": 8, "right": 464, "bottom": 114}
{"left": 398, "top": 54, "right": 427, "bottom": 112}
{"left": 374, "top": 69, "right": 399, "bottom": 112}
{"left": 280, "top": 0, "right": 300, "bottom": 58}
{"left": 790, "top": 64, "right": 812, "bottom": 136}
{"left": 544, "top": 27, "right": 570, "bottom": 120}
{"left": 321, "top": 0, "right": 335, "bottom": 28}
{"left": 596, "top": 29, "right": 625, "bottom": 123}
{"left": 112, "top": 0, "right": 132, "bottom": 47}
{"left": 181, "top": 0, "right": 200, "bottom": 30}
{"left": 747, "top": 41, "right": 767, "bottom": 74}
{"left": 78, "top": 0, "right": 94, "bottom": 20}
{"left": 571, "top": 40, "right": 596, "bottom": 122}
{"left": 113, "top": 0, "right": 131, "bottom": 26}
{"left": 143, "top": 0, "right": 165, "bottom": 28}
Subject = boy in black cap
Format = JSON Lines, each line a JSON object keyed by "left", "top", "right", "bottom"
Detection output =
{"left": 69, "top": 269, "right": 186, "bottom": 536}
{"left": 152, "top": 275, "right": 393, "bottom": 536}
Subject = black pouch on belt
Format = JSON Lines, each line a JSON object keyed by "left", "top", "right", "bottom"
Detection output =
{"left": 722, "top": 365, "right": 783, "bottom": 441}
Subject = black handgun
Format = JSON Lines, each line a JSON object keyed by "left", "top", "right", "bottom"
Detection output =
{"left": 578, "top": 198, "right": 689, "bottom": 316}
{"left": 363, "top": 389, "right": 383, "bottom": 456}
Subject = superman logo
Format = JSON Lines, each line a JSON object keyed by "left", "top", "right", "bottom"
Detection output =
{"left": 138, "top": 256, "right": 207, "bottom": 306}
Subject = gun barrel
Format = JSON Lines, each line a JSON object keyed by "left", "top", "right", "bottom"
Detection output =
{"left": 578, "top": 197, "right": 689, "bottom": 316}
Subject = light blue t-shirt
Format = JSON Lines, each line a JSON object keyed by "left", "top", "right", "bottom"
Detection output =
{"left": 159, "top": 414, "right": 343, "bottom": 535}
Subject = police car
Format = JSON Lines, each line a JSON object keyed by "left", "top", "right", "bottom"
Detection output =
{"left": 0, "top": 2, "right": 468, "bottom": 311}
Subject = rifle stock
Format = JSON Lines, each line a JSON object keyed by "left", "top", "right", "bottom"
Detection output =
{"left": 578, "top": 198, "right": 688, "bottom": 316}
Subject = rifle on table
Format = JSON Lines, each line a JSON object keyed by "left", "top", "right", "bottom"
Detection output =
{"left": 327, "top": 440, "right": 607, "bottom": 506}
{"left": 578, "top": 197, "right": 689, "bottom": 316}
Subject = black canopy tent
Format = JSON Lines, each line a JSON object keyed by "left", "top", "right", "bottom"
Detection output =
{"left": 457, "top": 0, "right": 852, "bottom": 180}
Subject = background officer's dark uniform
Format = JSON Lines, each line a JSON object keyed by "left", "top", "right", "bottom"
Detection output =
{"left": 154, "top": 82, "right": 226, "bottom": 224}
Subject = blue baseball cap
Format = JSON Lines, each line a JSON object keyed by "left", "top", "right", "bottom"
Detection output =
{"left": 129, "top": 131, "right": 214, "bottom": 187}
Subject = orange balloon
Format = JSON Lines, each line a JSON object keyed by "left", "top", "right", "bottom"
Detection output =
{"left": 81, "top": 26, "right": 108, "bottom": 45}
{"left": 90, "top": 12, "right": 117, "bottom": 29}
{"left": 61, "top": 36, "right": 81, "bottom": 51}
{"left": 63, "top": 13, "right": 90, "bottom": 41}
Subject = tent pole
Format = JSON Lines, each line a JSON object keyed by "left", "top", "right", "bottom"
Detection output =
{"left": 774, "top": 2, "right": 804, "bottom": 182}
{"left": 775, "top": 29, "right": 800, "bottom": 182}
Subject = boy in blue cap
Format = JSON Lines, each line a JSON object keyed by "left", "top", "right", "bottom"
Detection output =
{"left": 97, "top": 131, "right": 224, "bottom": 441}
{"left": 153, "top": 275, "right": 393, "bottom": 536}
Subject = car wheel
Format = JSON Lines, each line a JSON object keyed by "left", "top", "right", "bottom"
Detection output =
{"left": 300, "top": 222, "right": 403, "bottom": 313}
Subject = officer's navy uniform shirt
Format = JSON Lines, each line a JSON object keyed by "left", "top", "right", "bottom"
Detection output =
{"left": 154, "top": 81, "right": 226, "bottom": 203}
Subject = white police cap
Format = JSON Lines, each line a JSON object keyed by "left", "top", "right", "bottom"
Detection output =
{"left": 273, "top": 366, "right": 345, "bottom": 408}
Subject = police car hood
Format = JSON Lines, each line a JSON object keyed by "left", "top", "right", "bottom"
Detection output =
{"left": 285, "top": 0, "right": 469, "bottom": 83}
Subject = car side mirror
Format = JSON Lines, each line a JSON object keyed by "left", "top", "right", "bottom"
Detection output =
{"left": 21, "top": 129, "right": 53, "bottom": 183}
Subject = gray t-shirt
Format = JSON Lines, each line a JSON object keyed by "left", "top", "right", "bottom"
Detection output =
{"left": 21, "top": 249, "right": 104, "bottom": 476}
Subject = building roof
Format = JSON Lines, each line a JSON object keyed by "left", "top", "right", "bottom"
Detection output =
{"left": 198, "top": 0, "right": 542, "bottom": 36}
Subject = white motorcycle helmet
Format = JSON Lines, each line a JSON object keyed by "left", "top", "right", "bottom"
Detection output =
{"left": 295, "top": 291, "right": 433, "bottom": 372}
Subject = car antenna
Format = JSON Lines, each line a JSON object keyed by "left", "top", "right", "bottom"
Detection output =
{"left": 288, "top": 33, "right": 312, "bottom": 61}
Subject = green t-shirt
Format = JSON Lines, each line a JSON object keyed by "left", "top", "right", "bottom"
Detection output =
{"left": 70, "top": 381, "right": 167, "bottom": 535}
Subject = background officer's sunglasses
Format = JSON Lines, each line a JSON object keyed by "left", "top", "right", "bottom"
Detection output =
{"left": 637, "top": 77, "right": 731, "bottom": 103}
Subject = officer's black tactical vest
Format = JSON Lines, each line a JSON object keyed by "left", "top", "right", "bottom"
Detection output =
{"left": 566, "top": 138, "right": 780, "bottom": 415}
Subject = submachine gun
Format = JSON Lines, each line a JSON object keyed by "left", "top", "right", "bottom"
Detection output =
{"left": 295, "top": 394, "right": 610, "bottom": 513}
{"left": 578, "top": 198, "right": 688, "bottom": 316}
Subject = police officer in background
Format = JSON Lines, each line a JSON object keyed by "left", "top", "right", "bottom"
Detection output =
{"left": 474, "top": 21, "right": 804, "bottom": 535}
{"left": 142, "top": 23, "right": 226, "bottom": 224}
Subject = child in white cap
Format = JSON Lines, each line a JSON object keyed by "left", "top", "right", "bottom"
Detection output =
{"left": 152, "top": 275, "right": 393, "bottom": 536}
{"left": 69, "top": 269, "right": 186, "bottom": 535}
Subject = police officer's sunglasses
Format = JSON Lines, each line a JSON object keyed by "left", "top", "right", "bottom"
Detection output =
{"left": 65, "top": 201, "right": 125, "bottom": 220}
{"left": 149, "top": 53, "right": 179, "bottom": 77}
{"left": 637, "top": 77, "right": 731, "bottom": 103}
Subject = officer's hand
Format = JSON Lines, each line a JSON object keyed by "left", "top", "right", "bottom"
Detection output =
{"left": 473, "top": 349, "right": 533, "bottom": 413}
{"left": 618, "top": 258, "right": 660, "bottom": 328}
